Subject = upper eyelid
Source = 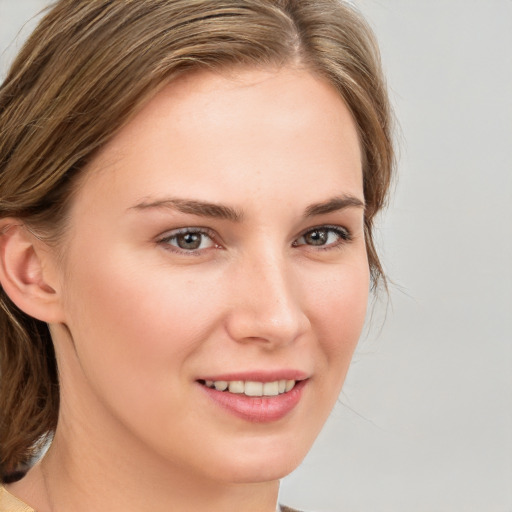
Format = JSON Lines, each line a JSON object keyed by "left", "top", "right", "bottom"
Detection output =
{"left": 296, "top": 224, "right": 351, "bottom": 238}
{"left": 157, "top": 224, "right": 350, "bottom": 237}
{"left": 156, "top": 224, "right": 351, "bottom": 249}
{"left": 292, "top": 225, "right": 352, "bottom": 249}
{"left": 157, "top": 227, "right": 219, "bottom": 255}
{"left": 157, "top": 226, "right": 216, "bottom": 240}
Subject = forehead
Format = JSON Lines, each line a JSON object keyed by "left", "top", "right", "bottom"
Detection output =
{"left": 76, "top": 66, "right": 363, "bottom": 215}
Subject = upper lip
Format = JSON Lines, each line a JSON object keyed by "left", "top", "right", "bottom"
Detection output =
{"left": 197, "top": 370, "right": 309, "bottom": 382}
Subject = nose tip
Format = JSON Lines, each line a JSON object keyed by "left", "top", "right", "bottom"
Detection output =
{"left": 224, "top": 259, "right": 311, "bottom": 347}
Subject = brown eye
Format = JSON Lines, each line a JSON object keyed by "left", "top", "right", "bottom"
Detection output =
{"left": 303, "top": 229, "right": 329, "bottom": 246}
{"left": 161, "top": 229, "right": 215, "bottom": 252}
{"left": 176, "top": 232, "right": 202, "bottom": 250}
{"left": 294, "top": 226, "right": 350, "bottom": 248}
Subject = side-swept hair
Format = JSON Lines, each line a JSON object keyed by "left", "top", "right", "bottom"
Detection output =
{"left": 0, "top": 0, "right": 394, "bottom": 479}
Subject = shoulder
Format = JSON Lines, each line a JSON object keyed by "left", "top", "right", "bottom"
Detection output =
{"left": 0, "top": 486, "right": 35, "bottom": 512}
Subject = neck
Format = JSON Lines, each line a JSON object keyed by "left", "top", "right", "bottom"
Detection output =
{"left": 30, "top": 427, "right": 279, "bottom": 512}
{"left": 10, "top": 432, "right": 280, "bottom": 512}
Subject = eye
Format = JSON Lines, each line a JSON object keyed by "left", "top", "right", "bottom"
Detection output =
{"left": 293, "top": 226, "right": 351, "bottom": 249}
{"left": 159, "top": 228, "right": 217, "bottom": 252}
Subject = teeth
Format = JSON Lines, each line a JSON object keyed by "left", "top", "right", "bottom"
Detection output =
{"left": 263, "top": 381, "right": 279, "bottom": 396}
{"left": 244, "top": 381, "right": 263, "bottom": 396}
{"left": 214, "top": 380, "right": 228, "bottom": 391}
{"left": 228, "top": 381, "right": 244, "bottom": 394}
{"left": 204, "top": 379, "right": 297, "bottom": 396}
{"left": 285, "top": 379, "right": 295, "bottom": 392}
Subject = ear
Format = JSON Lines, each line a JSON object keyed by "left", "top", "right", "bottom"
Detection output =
{"left": 0, "top": 219, "right": 65, "bottom": 323}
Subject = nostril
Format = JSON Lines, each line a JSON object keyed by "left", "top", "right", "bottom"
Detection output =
{"left": 224, "top": 314, "right": 309, "bottom": 346}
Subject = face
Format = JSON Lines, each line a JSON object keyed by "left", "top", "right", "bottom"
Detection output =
{"left": 51, "top": 66, "right": 369, "bottom": 484}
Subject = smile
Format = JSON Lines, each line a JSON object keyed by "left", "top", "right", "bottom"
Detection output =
{"left": 198, "top": 376, "right": 307, "bottom": 422}
{"left": 200, "top": 379, "right": 297, "bottom": 396}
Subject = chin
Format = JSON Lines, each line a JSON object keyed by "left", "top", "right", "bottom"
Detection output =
{"left": 216, "top": 457, "right": 303, "bottom": 485}
{"left": 200, "top": 432, "right": 315, "bottom": 484}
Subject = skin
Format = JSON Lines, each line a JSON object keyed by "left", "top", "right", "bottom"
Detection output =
{"left": 5, "top": 66, "right": 369, "bottom": 512}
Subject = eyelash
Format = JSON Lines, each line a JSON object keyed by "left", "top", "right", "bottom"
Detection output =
{"left": 158, "top": 227, "right": 218, "bottom": 255}
{"left": 292, "top": 225, "right": 352, "bottom": 250}
{"left": 158, "top": 225, "right": 352, "bottom": 255}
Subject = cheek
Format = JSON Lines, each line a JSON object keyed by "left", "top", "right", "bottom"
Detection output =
{"left": 60, "top": 247, "right": 225, "bottom": 411}
{"left": 306, "top": 258, "right": 370, "bottom": 383}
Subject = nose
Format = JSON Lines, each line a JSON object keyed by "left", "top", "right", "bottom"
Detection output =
{"left": 224, "top": 251, "right": 311, "bottom": 347}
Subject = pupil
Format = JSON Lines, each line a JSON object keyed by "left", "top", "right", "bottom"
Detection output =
{"left": 177, "top": 233, "right": 201, "bottom": 250}
{"left": 306, "top": 230, "right": 327, "bottom": 245}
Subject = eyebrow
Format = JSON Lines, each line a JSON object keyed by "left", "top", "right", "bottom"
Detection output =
{"left": 130, "top": 198, "right": 244, "bottom": 222}
{"left": 304, "top": 195, "right": 365, "bottom": 217}
{"left": 130, "top": 194, "right": 364, "bottom": 222}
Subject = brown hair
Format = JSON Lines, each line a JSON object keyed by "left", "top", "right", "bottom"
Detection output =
{"left": 0, "top": 0, "right": 394, "bottom": 479}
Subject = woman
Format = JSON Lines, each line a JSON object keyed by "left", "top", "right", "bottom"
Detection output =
{"left": 0, "top": 1, "right": 394, "bottom": 511}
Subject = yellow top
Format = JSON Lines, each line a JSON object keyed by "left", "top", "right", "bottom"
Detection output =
{"left": 0, "top": 487, "right": 35, "bottom": 512}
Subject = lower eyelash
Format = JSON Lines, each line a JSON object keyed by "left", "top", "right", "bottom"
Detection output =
{"left": 318, "top": 229, "right": 352, "bottom": 250}
{"left": 330, "top": 226, "right": 351, "bottom": 239}
{"left": 294, "top": 225, "right": 353, "bottom": 250}
{"left": 158, "top": 228, "right": 216, "bottom": 253}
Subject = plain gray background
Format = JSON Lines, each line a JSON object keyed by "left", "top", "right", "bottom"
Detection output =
{"left": 1, "top": 1, "right": 511, "bottom": 511}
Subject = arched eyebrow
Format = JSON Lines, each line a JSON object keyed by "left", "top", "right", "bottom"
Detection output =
{"left": 129, "top": 194, "right": 364, "bottom": 221}
{"left": 130, "top": 198, "right": 243, "bottom": 222}
{"left": 303, "top": 195, "right": 365, "bottom": 217}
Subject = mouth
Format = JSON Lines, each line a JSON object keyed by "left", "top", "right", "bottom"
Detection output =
{"left": 197, "top": 375, "right": 308, "bottom": 422}
{"left": 198, "top": 379, "right": 298, "bottom": 397}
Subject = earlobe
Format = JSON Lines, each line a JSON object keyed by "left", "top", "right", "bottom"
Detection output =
{"left": 0, "top": 219, "right": 64, "bottom": 323}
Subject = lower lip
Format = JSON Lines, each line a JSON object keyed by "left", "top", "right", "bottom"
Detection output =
{"left": 199, "top": 380, "right": 307, "bottom": 423}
